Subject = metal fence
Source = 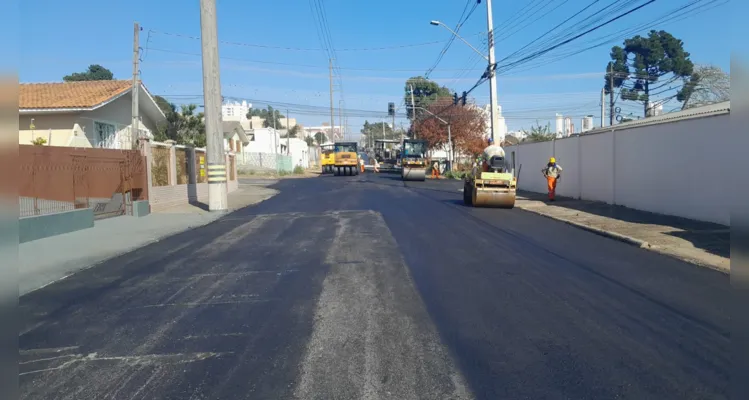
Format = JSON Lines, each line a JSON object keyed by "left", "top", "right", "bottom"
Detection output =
{"left": 19, "top": 145, "right": 148, "bottom": 219}
{"left": 236, "top": 152, "right": 292, "bottom": 173}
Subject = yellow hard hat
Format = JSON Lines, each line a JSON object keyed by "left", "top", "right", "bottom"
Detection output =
{"left": 549, "top": 157, "right": 556, "bottom": 163}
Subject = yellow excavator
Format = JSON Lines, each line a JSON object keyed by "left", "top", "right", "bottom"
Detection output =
{"left": 333, "top": 141, "right": 359, "bottom": 176}
{"left": 401, "top": 138, "right": 427, "bottom": 181}
{"left": 463, "top": 143, "right": 517, "bottom": 208}
{"left": 321, "top": 143, "right": 335, "bottom": 174}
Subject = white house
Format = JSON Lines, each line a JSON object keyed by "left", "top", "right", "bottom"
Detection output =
{"left": 18, "top": 80, "right": 166, "bottom": 149}
{"left": 286, "top": 138, "right": 310, "bottom": 168}
{"left": 245, "top": 127, "right": 282, "bottom": 154}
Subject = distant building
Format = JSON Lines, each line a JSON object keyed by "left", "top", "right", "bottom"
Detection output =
{"left": 222, "top": 100, "right": 251, "bottom": 122}
{"left": 302, "top": 123, "right": 342, "bottom": 142}
{"left": 581, "top": 115, "right": 594, "bottom": 132}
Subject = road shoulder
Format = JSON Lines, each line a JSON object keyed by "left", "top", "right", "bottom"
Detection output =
{"left": 514, "top": 191, "right": 729, "bottom": 273}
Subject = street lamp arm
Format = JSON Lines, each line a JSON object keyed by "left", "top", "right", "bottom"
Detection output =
{"left": 431, "top": 21, "right": 489, "bottom": 62}
{"left": 412, "top": 106, "right": 448, "bottom": 125}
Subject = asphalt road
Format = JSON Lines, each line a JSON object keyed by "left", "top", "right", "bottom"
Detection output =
{"left": 19, "top": 172, "right": 730, "bottom": 399}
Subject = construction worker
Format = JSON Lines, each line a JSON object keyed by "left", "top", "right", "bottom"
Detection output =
{"left": 373, "top": 157, "right": 380, "bottom": 173}
{"left": 542, "top": 157, "right": 562, "bottom": 201}
{"left": 431, "top": 160, "right": 440, "bottom": 178}
{"left": 358, "top": 154, "right": 365, "bottom": 173}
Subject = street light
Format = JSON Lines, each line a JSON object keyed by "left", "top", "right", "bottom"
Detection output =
{"left": 413, "top": 106, "right": 453, "bottom": 172}
{"left": 429, "top": 20, "right": 488, "bottom": 62}
{"left": 429, "top": 3, "right": 500, "bottom": 144}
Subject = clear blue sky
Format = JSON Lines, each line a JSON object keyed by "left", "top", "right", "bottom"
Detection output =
{"left": 19, "top": 0, "right": 732, "bottom": 137}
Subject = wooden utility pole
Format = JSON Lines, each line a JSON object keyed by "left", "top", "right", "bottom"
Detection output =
{"left": 329, "top": 59, "right": 335, "bottom": 142}
{"left": 199, "top": 0, "right": 227, "bottom": 211}
{"left": 286, "top": 108, "right": 290, "bottom": 155}
{"left": 131, "top": 22, "right": 140, "bottom": 149}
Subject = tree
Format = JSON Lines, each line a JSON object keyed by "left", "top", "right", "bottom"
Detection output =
{"left": 286, "top": 124, "right": 301, "bottom": 138}
{"left": 360, "top": 120, "right": 400, "bottom": 146}
{"left": 63, "top": 65, "right": 114, "bottom": 82}
{"left": 404, "top": 76, "right": 452, "bottom": 120}
{"left": 605, "top": 30, "right": 694, "bottom": 116}
{"left": 314, "top": 131, "right": 327, "bottom": 144}
{"left": 246, "top": 106, "right": 285, "bottom": 128}
{"left": 521, "top": 122, "right": 555, "bottom": 142}
{"left": 154, "top": 103, "right": 206, "bottom": 147}
{"left": 153, "top": 95, "right": 173, "bottom": 116}
{"left": 678, "top": 64, "right": 730, "bottom": 109}
{"left": 304, "top": 136, "right": 315, "bottom": 147}
{"left": 413, "top": 98, "right": 487, "bottom": 157}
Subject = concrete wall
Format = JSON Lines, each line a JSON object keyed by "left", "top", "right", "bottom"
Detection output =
{"left": 20, "top": 208, "right": 94, "bottom": 243}
{"left": 505, "top": 112, "right": 731, "bottom": 226}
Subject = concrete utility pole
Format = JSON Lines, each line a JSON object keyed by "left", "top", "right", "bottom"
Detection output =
{"left": 329, "top": 59, "right": 335, "bottom": 141}
{"left": 409, "top": 84, "right": 417, "bottom": 138}
{"left": 601, "top": 88, "right": 605, "bottom": 127}
{"left": 286, "top": 108, "right": 290, "bottom": 155}
{"left": 486, "top": 0, "right": 500, "bottom": 143}
{"left": 338, "top": 100, "right": 343, "bottom": 141}
{"left": 609, "top": 63, "right": 615, "bottom": 126}
{"left": 199, "top": 0, "right": 227, "bottom": 211}
{"left": 131, "top": 22, "right": 140, "bottom": 149}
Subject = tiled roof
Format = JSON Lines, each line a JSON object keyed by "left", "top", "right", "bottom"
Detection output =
{"left": 19, "top": 80, "right": 134, "bottom": 110}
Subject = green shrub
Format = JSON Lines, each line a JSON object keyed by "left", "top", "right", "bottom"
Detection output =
{"left": 293, "top": 165, "right": 305, "bottom": 174}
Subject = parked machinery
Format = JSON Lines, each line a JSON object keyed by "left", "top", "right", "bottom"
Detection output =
{"left": 463, "top": 144, "right": 517, "bottom": 208}
{"left": 373, "top": 139, "right": 401, "bottom": 172}
{"left": 333, "top": 141, "right": 359, "bottom": 176}
{"left": 320, "top": 143, "right": 335, "bottom": 174}
{"left": 401, "top": 139, "right": 428, "bottom": 181}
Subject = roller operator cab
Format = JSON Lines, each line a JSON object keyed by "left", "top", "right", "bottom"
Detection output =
{"left": 321, "top": 143, "right": 335, "bottom": 174}
{"left": 463, "top": 144, "right": 517, "bottom": 208}
{"left": 401, "top": 139, "right": 428, "bottom": 181}
{"left": 333, "top": 142, "right": 359, "bottom": 176}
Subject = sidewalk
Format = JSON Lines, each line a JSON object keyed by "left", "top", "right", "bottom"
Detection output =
{"left": 515, "top": 191, "right": 730, "bottom": 273}
{"left": 18, "top": 184, "right": 279, "bottom": 296}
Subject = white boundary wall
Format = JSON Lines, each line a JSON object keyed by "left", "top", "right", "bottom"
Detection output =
{"left": 505, "top": 109, "right": 730, "bottom": 226}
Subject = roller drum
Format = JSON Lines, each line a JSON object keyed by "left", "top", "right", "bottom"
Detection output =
{"left": 402, "top": 167, "right": 426, "bottom": 181}
{"left": 472, "top": 188, "right": 516, "bottom": 208}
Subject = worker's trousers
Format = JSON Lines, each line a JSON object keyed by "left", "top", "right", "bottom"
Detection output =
{"left": 547, "top": 176, "right": 558, "bottom": 200}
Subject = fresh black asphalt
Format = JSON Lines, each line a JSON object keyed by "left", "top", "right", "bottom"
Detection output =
{"left": 19, "top": 172, "right": 730, "bottom": 399}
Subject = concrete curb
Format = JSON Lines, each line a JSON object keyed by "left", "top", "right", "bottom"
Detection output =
{"left": 519, "top": 206, "right": 729, "bottom": 274}
{"left": 523, "top": 208, "right": 652, "bottom": 248}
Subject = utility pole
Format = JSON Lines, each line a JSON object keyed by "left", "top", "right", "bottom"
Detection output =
{"left": 286, "top": 108, "right": 290, "bottom": 155}
{"left": 338, "top": 100, "right": 343, "bottom": 141}
{"left": 131, "top": 22, "right": 140, "bottom": 149}
{"left": 486, "top": 0, "right": 500, "bottom": 143}
{"left": 609, "top": 63, "right": 615, "bottom": 126}
{"left": 600, "top": 88, "right": 605, "bottom": 127}
{"left": 329, "top": 58, "right": 335, "bottom": 141}
{"left": 409, "top": 84, "right": 417, "bottom": 138}
{"left": 199, "top": 0, "right": 227, "bottom": 211}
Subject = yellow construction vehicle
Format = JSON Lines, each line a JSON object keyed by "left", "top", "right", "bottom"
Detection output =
{"left": 321, "top": 143, "right": 335, "bottom": 174}
{"left": 333, "top": 141, "right": 359, "bottom": 176}
{"left": 401, "top": 138, "right": 427, "bottom": 181}
{"left": 463, "top": 144, "right": 517, "bottom": 208}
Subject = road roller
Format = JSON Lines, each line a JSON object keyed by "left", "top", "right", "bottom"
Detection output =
{"left": 332, "top": 141, "right": 360, "bottom": 176}
{"left": 401, "top": 138, "right": 427, "bottom": 181}
{"left": 320, "top": 143, "right": 335, "bottom": 174}
{"left": 463, "top": 144, "right": 517, "bottom": 208}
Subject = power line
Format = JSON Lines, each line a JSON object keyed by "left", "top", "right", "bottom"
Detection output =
{"left": 425, "top": 0, "right": 480, "bottom": 78}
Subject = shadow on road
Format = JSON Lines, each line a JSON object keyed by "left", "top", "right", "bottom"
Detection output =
{"left": 518, "top": 191, "right": 730, "bottom": 259}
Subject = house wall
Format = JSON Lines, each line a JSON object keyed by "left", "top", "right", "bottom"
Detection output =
{"left": 246, "top": 128, "right": 280, "bottom": 154}
{"left": 504, "top": 112, "right": 731, "bottom": 225}
{"left": 19, "top": 92, "right": 159, "bottom": 148}
{"left": 288, "top": 138, "right": 309, "bottom": 168}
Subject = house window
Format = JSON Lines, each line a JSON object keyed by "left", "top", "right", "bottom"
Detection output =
{"left": 94, "top": 121, "right": 116, "bottom": 146}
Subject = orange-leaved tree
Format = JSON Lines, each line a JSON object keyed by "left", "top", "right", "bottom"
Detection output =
{"left": 413, "top": 97, "right": 487, "bottom": 158}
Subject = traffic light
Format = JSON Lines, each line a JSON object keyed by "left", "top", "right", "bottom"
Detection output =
{"left": 387, "top": 102, "right": 395, "bottom": 116}
{"left": 461, "top": 91, "right": 467, "bottom": 106}
{"left": 453, "top": 92, "right": 459, "bottom": 105}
